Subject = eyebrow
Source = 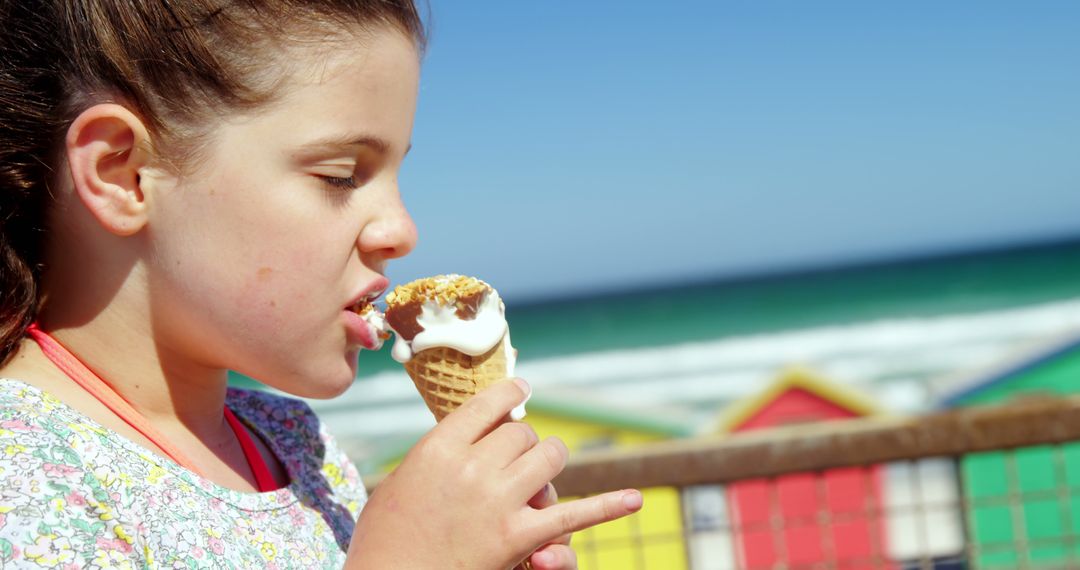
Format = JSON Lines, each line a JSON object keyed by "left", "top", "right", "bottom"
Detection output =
{"left": 295, "top": 134, "right": 411, "bottom": 157}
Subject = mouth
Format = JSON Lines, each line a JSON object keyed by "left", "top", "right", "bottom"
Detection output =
{"left": 346, "top": 276, "right": 389, "bottom": 311}
{"left": 346, "top": 283, "right": 391, "bottom": 341}
{"left": 348, "top": 295, "right": 380, "bottom": 315}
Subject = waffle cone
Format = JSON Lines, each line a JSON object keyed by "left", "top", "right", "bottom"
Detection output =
{"left": 405, "top": 337, "right": 509, "bottom": 421}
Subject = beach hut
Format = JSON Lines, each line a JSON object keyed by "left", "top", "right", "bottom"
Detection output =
{"left": 525, "top": 396, "right": 698, "bottom": 570}
{"left": 710, "top": 368, "right": 893, "bottom": 570}
{"left": 935, "top": 334, "right": 1080, "bottom": 568}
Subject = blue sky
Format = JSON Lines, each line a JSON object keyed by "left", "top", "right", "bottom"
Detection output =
{"left": 390, "top": 1, "right": 1080, "bottom": 301}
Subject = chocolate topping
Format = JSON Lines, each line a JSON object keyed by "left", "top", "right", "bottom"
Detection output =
{"left": 454, "top": 290, "right": 486, "bottom": 320}
{"left": 385, "top": 300, "right": 425, "bottom": 341}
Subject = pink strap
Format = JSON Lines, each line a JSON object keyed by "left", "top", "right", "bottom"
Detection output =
{"left": 27, "top": 324, "right": 280, "bottom": 491}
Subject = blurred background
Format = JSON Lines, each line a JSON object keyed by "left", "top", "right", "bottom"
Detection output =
{"left": 318, "top": 0, "right": 1080, "bottom": 466}
{"left": 256, "top": 1, "right": 1080, "bottom": 568}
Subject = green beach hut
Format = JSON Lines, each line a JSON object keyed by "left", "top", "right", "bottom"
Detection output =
{"left": 935, "top": 334, "right": 1080, "bottom": 568}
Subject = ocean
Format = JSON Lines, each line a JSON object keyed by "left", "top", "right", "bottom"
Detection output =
{"left": 349, "top": 237, "right": 1080, "bottom": 374}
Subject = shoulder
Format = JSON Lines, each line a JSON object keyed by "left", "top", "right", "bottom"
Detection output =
{"left": 0, "top": 381, "right": 149, "bottom": 566}
{"left": 0, "top": 377, "right": 57, "bottom": 411}
{"left": 0, "top": 378, "right": 127, "bottom": 480}
{"left": 0, "top": 380, "right": 79, "bottom": 487}
{"left": 0, "top": 378, "right": 81, "bottom": 445}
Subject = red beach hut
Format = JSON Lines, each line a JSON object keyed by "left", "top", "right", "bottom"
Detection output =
{"left": 715, "top": 368, "right": 894, "bottom": 570}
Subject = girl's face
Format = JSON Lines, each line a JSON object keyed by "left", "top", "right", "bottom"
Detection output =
{"left": 144, "top": 27, "right": 419, "bottom": 397}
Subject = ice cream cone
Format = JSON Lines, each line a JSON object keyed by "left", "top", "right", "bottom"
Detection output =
{"left": 404, "top": 337, "right": 509, "bottom": 421}
{"left": 384, "top": 274, "right": 525, "bottom": 422}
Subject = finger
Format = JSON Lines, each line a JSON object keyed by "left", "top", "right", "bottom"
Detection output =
{"left": 529, "top": 490, "right": 643, "bottom": 544}
{"left": 528, "top": 484, "right": 572, "bottom": 548}
{"left": 507, "top": 437, "right": 569, "bottom": 502}
{"left": 528, "top": 482, "right": 556, "bottom": 509}
{"left": 530, "top": 544, "right": 578, "bottom": 570}
{"left": 437, "top": 378, "right": 530, "bottom": 444}
{"left": 473, "top": 421, "right": 539, "bottom": 469}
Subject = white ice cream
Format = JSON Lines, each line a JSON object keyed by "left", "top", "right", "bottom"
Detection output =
{"left": 361, "top": 307, "right": 389, "bottom": 351}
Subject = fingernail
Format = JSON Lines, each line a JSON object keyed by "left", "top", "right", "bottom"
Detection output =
{"left": 622, "top": 490, "right": 643, "bottom": 510}
{"left": 533, "top": 551, "right": 554, "bottom": 567}
{"left": 513, "top": 377, "right": 530, "bottom": 394}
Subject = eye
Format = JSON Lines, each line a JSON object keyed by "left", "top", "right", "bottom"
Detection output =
{"left": 319, "top": 175, "right": 359, "bottom": 190}
{"left": 312, "top": 148, "right": 382, "bottom": 191}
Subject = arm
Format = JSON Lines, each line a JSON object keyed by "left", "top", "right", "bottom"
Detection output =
{"left": 344, "top": 379, "right": 642, "bottom": 569}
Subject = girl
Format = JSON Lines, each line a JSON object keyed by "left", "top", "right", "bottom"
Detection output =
{"left": 0, "top": 1, "right": 642, "bottom": 568}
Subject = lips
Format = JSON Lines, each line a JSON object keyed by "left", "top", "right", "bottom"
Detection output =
{"left": 348, "top": 301, "right": 391, "bottom": 342}
{"left": 345, "top": 276, "right": 390, "bottom": 313}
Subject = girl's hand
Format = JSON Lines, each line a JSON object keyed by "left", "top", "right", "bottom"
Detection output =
{"left": 345, "top": 379, "right": 643, "bottom": 569}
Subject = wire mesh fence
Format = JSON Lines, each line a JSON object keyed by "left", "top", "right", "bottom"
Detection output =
{"left": 552, "top": 396, "right": 1080, "bottom": 569}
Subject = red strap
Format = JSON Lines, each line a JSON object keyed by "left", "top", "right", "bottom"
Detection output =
{"left": 27, "top": 324, "right": 280, "bottom": 491}
{"left": 224, "top": 406, "right": 279, "bottom": 492}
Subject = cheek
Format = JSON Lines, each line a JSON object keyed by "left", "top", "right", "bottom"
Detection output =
{"left": 234, "top": 261, "right": 316, "bottom": 321}
{"left": 155, "top": 171, "right": 356, "bottom": 351}
{"left": 228, "top": 262, "right": 359, "bottom": 393}
{"left": 168, "top": 190, "right": 320, "bottom": 299}
{"left": 229, "top": 243, "right": 347, "bottom": 332}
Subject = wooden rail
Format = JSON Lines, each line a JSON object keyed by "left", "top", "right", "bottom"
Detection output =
{"left": 551, "top": 395, "right": 1080, "bottom": 496}
{"left": 362, "top": 396, "right": 1080, "bottom": 496}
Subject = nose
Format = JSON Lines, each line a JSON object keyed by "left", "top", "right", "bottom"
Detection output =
{"left": 358, "top": 187, "right": 417, "bottom": 261}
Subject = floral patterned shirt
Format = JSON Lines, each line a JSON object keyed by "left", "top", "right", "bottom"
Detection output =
{"left": 0, "top": 379, "right": 367, "bottom": 569}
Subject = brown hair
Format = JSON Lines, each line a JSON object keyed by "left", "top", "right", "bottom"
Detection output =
{"left": 0, "top": 0, "right": 426, "bottom": 364}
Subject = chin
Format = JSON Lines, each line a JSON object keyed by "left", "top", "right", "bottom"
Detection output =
{"left": 296, "top": 368, "right": 356, "bottom": 399}
{"left": 308, "top": 375, "right": 355, "bottom": 399}
{"left": 255, "top": 359, "right": 357, "bottom": 400}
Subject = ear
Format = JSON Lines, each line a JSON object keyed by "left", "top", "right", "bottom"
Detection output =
{"left": 65, "top": 104, "right": 154, "bottom": 237}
